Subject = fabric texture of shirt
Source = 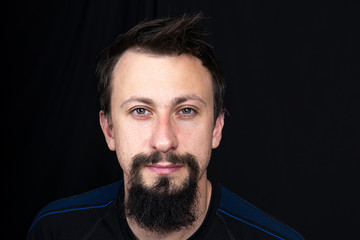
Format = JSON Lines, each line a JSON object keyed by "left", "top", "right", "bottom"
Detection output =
{"left": 27, "top": 180, "right": 304, "bottom": 240}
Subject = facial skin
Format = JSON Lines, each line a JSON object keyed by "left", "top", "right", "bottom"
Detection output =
{"left": 99, "top": 50, "right": 224, "bottom": 238}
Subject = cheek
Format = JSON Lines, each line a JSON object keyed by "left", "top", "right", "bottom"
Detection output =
{"left": 178, "top": 124, "right": 213, "bottom": 167}
{"left": 112, "top": 121, "right": 152, "bottom": 174}
{"left": 114, "top": 116, "right": 153, "bottom": 147}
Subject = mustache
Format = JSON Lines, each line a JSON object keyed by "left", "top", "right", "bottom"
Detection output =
{"left": 130, "top": 152, "right": 199, "bottom": 180}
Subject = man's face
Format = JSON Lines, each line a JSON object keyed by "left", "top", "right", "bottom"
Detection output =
{"left": 100, "top": 50, "right": 224, "bottom": 191}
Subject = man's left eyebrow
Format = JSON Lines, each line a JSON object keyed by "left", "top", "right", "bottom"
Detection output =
{"left": 173, "top": 95, "right": 207, "bottom": 107}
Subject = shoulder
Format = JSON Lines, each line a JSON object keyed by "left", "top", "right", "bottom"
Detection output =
{"left": 217, "top": 184, "right": 304, "bottom": 240}
{"left": 28, "top": 180, "right": 123, "bottom": 234}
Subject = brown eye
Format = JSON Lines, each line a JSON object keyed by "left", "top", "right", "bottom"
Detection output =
{"left": 134, "top": 108, "right": 147, "bottom": 114}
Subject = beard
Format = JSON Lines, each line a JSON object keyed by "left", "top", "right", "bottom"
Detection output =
{"left": 124, "top": 151, "right": 200, "bottom": 233}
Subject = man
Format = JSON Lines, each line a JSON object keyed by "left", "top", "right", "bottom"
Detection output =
{"left": 28, "top": 14, "right": 304, "bottom": 240}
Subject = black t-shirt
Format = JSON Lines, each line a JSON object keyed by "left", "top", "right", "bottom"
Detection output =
{"left": 27, "top": 181, "right": 304, "bottom": 239}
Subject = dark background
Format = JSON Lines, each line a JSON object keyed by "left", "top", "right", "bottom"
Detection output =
{"left": 5, "top": 0, "right": 359, "bottom": 239}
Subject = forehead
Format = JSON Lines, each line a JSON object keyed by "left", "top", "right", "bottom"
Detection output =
{"left": 111, "top": 50, "right": 214, "bottom": 105}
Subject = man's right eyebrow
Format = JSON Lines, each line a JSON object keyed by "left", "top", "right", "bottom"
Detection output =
{"left": 120, "top": 96, "right": 155, "bottom": 108}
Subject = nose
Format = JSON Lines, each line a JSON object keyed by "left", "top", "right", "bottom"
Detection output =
{"left": 150, "top": 115, "right": 178, "bottom": 153}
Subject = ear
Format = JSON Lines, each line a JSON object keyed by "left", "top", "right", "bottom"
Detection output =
{"left": 99, "top": 110, "right": 116, "bottom": 151}
{"left": 212, "top": 111, "right": 225, "bottom": 149}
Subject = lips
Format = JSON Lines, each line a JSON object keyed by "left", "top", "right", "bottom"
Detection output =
{"left": 145, "top": 163, "right": 183, "bottom": 175}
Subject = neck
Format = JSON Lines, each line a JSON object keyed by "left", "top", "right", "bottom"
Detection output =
{"left": 125, "top": 174, "right": 212, "bottom": 240}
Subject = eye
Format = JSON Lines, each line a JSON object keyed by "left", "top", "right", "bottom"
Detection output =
{"left": 180, "top": 108, "right": 194, "bottom": 114}
{"left": 177, "top": 107, "right": 197, "bottom": 118}
{"left": 130, "top": 107, "right": 152, "bottom": 119}
{"left": 133, "top": 108, "right": 148, "bottom": 115}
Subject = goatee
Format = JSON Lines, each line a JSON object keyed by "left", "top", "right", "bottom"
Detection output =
{"left": 124, "top": 152, "right": 200, "bottom": 233}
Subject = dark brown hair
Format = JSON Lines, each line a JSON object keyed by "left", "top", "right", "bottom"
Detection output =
{"left": 96, "top": 13, "right": 225, "bottom": 119}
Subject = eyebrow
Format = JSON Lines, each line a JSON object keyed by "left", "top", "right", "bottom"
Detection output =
{"left": 120, "top": 96, "right": 155, "bottom": 108}
{"left": 173, "top": 95, "right": 207, "bottom": 107}
{"left": 120, "top": 94, "right": 207, "bottom": 108}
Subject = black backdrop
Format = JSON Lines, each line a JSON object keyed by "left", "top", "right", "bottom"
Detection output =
{"left": 5, "top": 1, "right": 359, "bottom": 239}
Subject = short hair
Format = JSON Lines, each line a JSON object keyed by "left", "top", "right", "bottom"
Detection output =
{"left": 96, "top": 13, "right": 225, "bottom": 120}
